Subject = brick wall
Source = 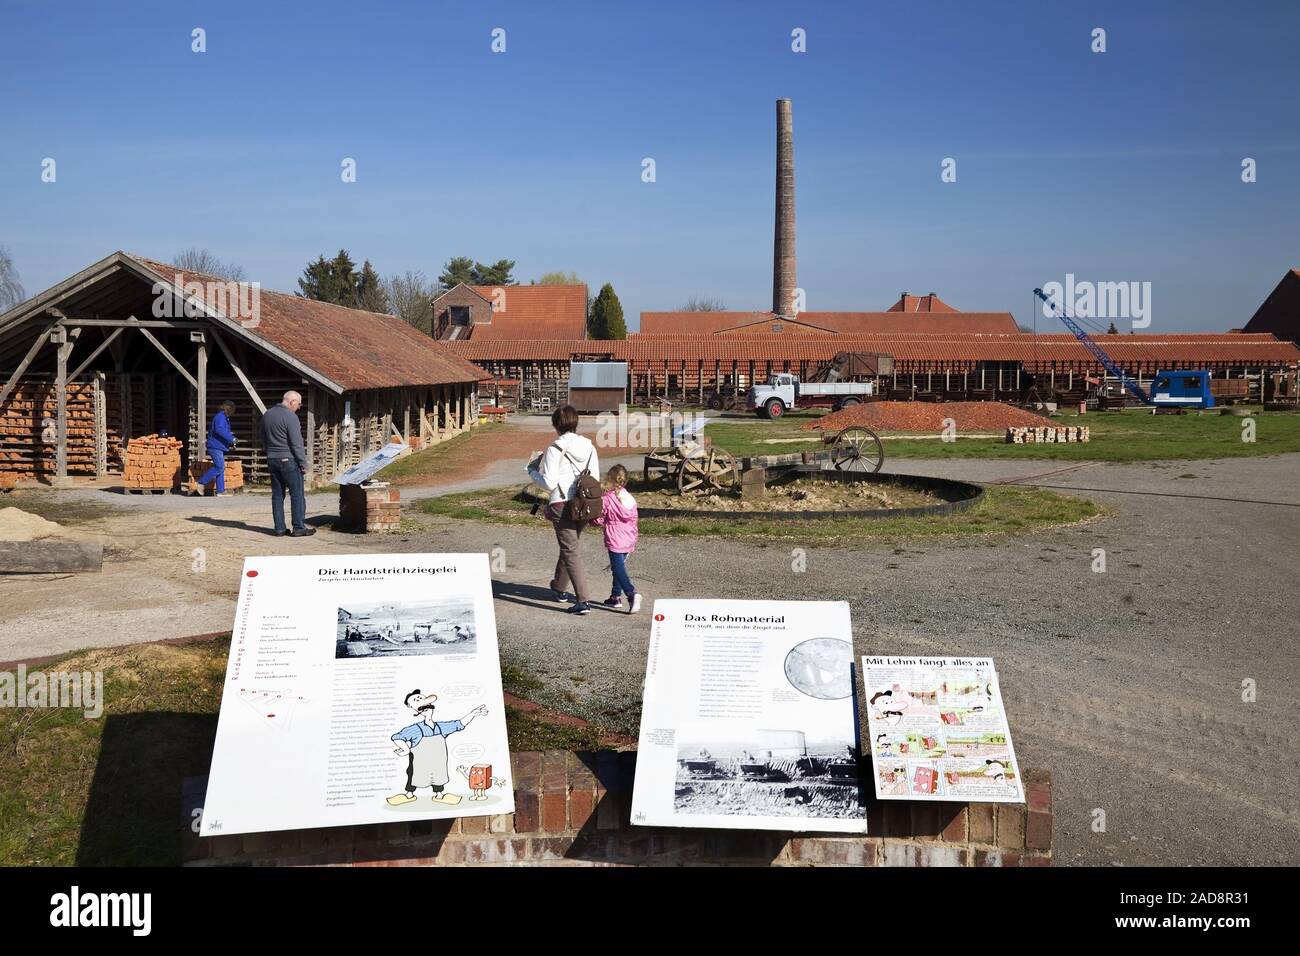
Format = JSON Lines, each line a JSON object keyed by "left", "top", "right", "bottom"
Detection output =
{"left": 336, "top": 483, "right": 400, "bottom": 532}
{"left": 183, "top": 751, "right": 1051, "bottom": 867}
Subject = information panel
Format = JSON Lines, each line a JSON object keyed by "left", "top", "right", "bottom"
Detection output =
{"left": 862, "top": 655, "right": 1024, "bottom": 803}
{"left": 201, "top": 553, "right": 512, "bottom": 836}
{"left": 631, "top": 600, "right": 867, "bottom": 833}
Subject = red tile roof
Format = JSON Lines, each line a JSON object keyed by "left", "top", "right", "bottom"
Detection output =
{"left": 444, "top": 332, "right": 1300, "bottom": 373}
{"left": 885, "top": 293, "right": 958, "bottom": 313}
{"left": 637, "top": 310, "right": 1018, "bottom": 335}
{"left": 130, "top": 256, "right": 486, "bottom": 391}
{"left": 435, "top": 284, "right": 587, "bottom": 340}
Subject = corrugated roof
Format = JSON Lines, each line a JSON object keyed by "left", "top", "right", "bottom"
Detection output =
{"left": 444, "top": 332, "right": 1300, "bottom": 372}
{"left": 433, "top": 284, "right": 587, "bottom": 340}
{"left": 637, "top": 310, "right": 1018, "bottom": 335}
{"left": 130, "top": 256, "right": 486, "bottom": 391}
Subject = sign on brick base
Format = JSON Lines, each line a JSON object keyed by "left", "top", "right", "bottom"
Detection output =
{"left": 184, "top": 750, "right": 1051, "bottom": 867}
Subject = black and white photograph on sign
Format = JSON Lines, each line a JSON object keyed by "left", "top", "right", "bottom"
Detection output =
{"left": 336, "top": 598, "right": 476, "bottom": 659}
{"left": 632, "top": 599, "right": 868, "bottom": 833}
{"left": 674, "top": 728, "right": 863, "bottom": 820}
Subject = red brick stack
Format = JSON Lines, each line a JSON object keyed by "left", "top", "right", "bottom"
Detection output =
{"left": 183, "top": 457, "right": 245, "bottom": 494}
{"left": 123, "top": 435, "right": 183, "bottom": 490}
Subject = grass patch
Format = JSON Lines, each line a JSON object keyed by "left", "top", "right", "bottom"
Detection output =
{"left": 0, "top": 636, "right": 609, "bottom": 865}
{"left": 504, "top": 707, "right": 603, "bottom": 752}
{"left": 420, "top": 483, "right": 1101, "bottom": 543}
{"left": 379, "top": 424, "right": 510, "bottom": 485}
{"left": 703, "top": 407, "right": 1300, "bottom": 462}
{"left": 0, "top": 639, "right": 228, "bottom": 866}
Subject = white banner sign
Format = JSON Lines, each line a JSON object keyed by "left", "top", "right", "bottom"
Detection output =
{"left": 632, "top": 600, "right": 867, "bottom": 833}
{"left": 201, "top": 553, "right": 513, "bottom": 837}
{"left": 862, "top": 655, "right": 1024, "bottom": 803}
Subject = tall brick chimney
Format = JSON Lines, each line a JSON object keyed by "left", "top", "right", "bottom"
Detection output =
{"left": 772, "top": 98, "right": 796, "bottom": 317}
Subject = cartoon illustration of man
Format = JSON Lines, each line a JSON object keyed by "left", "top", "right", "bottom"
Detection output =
{"left": 875, "top": 732, "right": 896, "bottom": 758}
{"left": 386, "top": 690, "right": 488, "bottom": 806}
{"left": 456, "top": 764, "right": 506, "bottom": 801}
{"left": 870, "top": 689, "right": 909, "bottom": 726}
{"left": 984, "top": 759, "right": 1007, "bottom": 782}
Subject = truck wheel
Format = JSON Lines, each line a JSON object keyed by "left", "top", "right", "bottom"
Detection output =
{"left": 839, "top": 397, "right": 861, "bottom": 408}
{"left": 707, "top": 396, "right": 723, "bottom": 411}
{"left": 764, "top": 399, "right": 785, "bottom": 419}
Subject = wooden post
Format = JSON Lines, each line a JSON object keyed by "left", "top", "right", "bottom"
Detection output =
{"left": 305, "top": 386, "right": 316, "bottom": 486}
{"left": 94, "top": 371, "right": 107, "bottom": 477}
{"left": 54, "top": 331, "right": 72, "bottom": 481}
{"left": 194, "top": 333, "right": 207, "bottom": 468}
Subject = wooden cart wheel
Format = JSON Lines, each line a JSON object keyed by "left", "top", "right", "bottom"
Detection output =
{"left": 831, "top": 426, "right": 884, "bottom": 473}
{"left": 676, "top": 445, "right": 738, "bottom": 494}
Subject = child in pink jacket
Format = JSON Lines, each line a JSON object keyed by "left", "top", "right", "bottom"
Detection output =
{"left": 592, "top": 464, "right": 641, "bottom": 614}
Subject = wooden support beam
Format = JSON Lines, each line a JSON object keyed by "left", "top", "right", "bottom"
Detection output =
{"left": 55, "top": 333, "right": 75, "bottom": 480}
{"left": 137, "top": 326, "right": 198, "bottom": 389}
{"left": 208, "top": 329, "right": 268, "bottom": 414}
{"left": 68, "top": 327, "right": 124, "bottom": 382}
{"left": 0, "top": 325, "right": 54, "bottom": 408}
{"left": 195, "top": 333, "right": 208, "bottom": 464}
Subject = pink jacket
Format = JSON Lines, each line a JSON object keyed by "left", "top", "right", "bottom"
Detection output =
{"left": 593, "top": 488, "right": 638, "bottom": 554}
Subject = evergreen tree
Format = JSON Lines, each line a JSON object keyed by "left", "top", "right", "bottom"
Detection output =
{"left": 439, "top": 257, "right": 477, "bottom": 289}
{"left": 474, "top": 259, "right": 516, "bottom": 286}
{"left": 296, "top": 250, "right": 369, "bottom": 308}
{"left": 588, "top": 283, "right": 626, "bottom": 340}
{"left": 356, "top": 260, "right": 389, "bottom": 313}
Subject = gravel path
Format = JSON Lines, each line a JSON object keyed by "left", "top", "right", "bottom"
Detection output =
{"left": 3, "top": 448, "right": 1296, "bottom": 865}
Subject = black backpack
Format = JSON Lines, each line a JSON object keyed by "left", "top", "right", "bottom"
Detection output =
{"left": 556, "top": 444, "right": 603, "bottom": 522}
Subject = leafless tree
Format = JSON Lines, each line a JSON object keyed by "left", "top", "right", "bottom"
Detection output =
{"left": 0, "top": 246, "right": 25, "bottom": 311}
{"left": 172, "top": 247, "right": 245, "bottom": 281}
{"left": 680, "top": 296, "right": 727, "bottom": 312}
{"left": 384, "top": 269, "right": 435, "bottom": 333}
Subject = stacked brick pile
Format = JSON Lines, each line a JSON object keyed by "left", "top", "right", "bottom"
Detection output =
{"left": 183, "top": 458, "right": 244, "bottom": 494}
{"left": 0, "top": 380, "right": 101, "bottom": 478}
{"left": 1005, "top": 426, "right": 1090, "bottom": 444}
{"left": 123, "top": 434, "right": 183, "bottom": 490}
{"left": 337, "top": 482, "right": 400, "bottom": 532}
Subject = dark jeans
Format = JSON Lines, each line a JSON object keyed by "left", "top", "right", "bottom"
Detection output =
{"left": 608, "top": 551, "right": 635, "bottom": 599}
{"left": 198, "top": 446, "right": 225, "bottom": 493}
{"left": 268, "top": 457, "right": 306, "bottom": 533}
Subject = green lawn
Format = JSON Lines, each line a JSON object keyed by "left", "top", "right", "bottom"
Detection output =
{"left": 702, "top": 407, "right": 1300, "bottom": 462}
{"left": 420, "top": 483, "right": 1100, "bottom": 544}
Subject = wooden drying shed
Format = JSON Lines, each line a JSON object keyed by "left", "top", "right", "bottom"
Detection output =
{"left": 0, "top": 252, "right": 486, "bottom": 487}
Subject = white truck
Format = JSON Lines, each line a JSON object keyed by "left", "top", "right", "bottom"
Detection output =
{"left": 748, "top": 373, "right": 876, "bottom": 419}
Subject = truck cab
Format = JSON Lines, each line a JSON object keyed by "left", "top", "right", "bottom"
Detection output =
{"left": 748, "top": 374, "right": 799, "bottom": 419}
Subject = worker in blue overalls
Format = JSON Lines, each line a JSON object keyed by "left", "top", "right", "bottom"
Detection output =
{"left": 195, "top": 400, "right": 238, "bottom": 496}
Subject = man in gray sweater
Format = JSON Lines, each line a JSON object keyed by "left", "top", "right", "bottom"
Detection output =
{"left": 260, "top": 390, "right": 314, "bottom": 536}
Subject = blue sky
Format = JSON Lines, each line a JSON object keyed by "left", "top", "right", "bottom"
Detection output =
{"left": 2, "top": 0, "right": 1297, "bottom": 331}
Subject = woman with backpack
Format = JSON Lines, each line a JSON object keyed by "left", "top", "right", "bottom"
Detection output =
{"left": 527, "top": 405, "right": 601, "bottom": 616}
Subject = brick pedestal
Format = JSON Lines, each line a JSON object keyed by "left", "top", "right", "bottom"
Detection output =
{"left": 337, "top": 482, "right": 400, "bottom": 532}
{"left": 183, "top": 751, "right": 1051, "bottom": 867}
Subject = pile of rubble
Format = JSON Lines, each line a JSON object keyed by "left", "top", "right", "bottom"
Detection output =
{"left": 807, "top": 401, "right": 1055, "bottom": 433}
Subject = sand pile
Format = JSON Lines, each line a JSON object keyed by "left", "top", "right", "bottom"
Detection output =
{"left": 806, "top": 401, "right": 1055, "bottom": 433}
{"left": 0, "top": 507, "right": 67, "bottom": 542}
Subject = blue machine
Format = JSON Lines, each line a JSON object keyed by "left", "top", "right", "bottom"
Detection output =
{"left": 1150, "top": 369, "right": 1216, "bottom": 409}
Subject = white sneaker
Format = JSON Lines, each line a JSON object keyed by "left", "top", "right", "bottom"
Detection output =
{"left": 629, "top": 593, "right": 643, "bottom": 614}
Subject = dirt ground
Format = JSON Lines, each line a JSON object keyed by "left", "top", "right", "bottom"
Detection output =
{"left": 3, "top": 422, "right": 1298, "bottom": 866}
{"left": 632, "top": 477, "right": 940, "bottom": 512}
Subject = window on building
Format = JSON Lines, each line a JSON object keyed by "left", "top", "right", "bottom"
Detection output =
{"left": 450, "top": 306, "right": 471, "bottom": 326}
